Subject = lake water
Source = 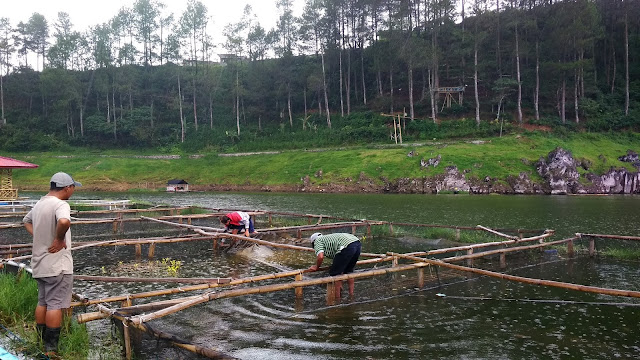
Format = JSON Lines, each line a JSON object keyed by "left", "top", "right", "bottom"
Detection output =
{"left": 16, "top": 192, "right": 640, "bottom": 359}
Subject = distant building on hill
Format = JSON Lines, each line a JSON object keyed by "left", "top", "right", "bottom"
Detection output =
{"left": 166, "top": 179, "right": 189, "bottom": 192}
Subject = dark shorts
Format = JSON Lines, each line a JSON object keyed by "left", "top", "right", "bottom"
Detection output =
{"left": 36, "top": 274, "right": 73, "bottom": 310}
{"left": 228, "top": 219, "right": 255, "bottom": 233}
{"left": 329, "top": 241, "right": 361, "bottom": 276}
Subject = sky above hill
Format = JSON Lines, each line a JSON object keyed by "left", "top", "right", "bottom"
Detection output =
{"left": 3, "top": 0, "right": 303, "bottom": 55}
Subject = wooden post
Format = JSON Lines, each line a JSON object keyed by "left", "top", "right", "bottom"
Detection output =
{"left": 148, "top": 243, "right": 156, "bottom": 259}
{"left": 307, "top": 216, "right": 312, "bottom": 225}
{"left": 297, "top": 229, "right": 302, "bottom": 239}
{"left": 367, "top": 224, "right": 371, "bottom": 237}
{"left": 178, "top": 217, "right": 183, "bottom": 224}
{"left": 499, "top": 253, "right": 506, "bottom": 269}
{"left": 393, "top": 118, "right": 398, "bottom": 144}
{"left": 417, "top": 268, "right": 425, "bottom": 288}
{"left": 135, "top": 244, "right": 142, "bottom": 258}
{"left": 466, "top": 248, "right": 473, "bottom": 267}
{"left": 123, "top": 320, "right": 132, "bottom": 359}
{"left": 392, "top": 256, "right": 398, "bottom": 267}
{"left": 351, "top": 225, "right": 357, "bottom": 235}
{"left": 455, "top": 228, "right": 461, "bottom": 241}
{"left": 589, "top": 237, "right": 595, "bottom": 257}
{"left": 326, "top": 282, "right": 336, "bottom": 305}
{"left": 187, "top": 217, "right": 192, "bottom": 225}
{"left": 295, "top": 273, "right": 303, "bottom": 299}
{"left": 268, "top": 213, "right": 272, "bottom": 226}
{"left": 389, "top": 224, "right": 393, "bottom": 235}
{"left": 397, "top": 115, "right": 403, "bottom": 144}
{"left": 121, "top": 298, "right": 132, "bottom": 360}
{"left": 567, "top": 238, "right": 574, "bottom": 257}
{"left": 213, "top": 239, "right": 218, "bottom": 251}
{"left": 112, "top": 219, "right": 118, "bottom": 233}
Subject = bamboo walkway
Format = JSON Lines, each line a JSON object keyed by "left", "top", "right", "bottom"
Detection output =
{"left": 2, "top": 205, "right": 639, "bottom": 359}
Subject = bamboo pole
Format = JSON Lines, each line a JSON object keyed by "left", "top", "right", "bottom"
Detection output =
{"left": 143, "top": 215, "right": 384, "bottom": 237}
{"left": 0, "top": 244, "right": 31, "bottom": 249}
{"left": 392, "top": 253, "right": 640, "bottom": 298}
{"left": 579, "top": 233, "right": 640, "bottom": 241}
{"left": 568, "top": 238, "right": 574, "bottom": 257}
{"left": 129, "top": 262, "right": 432, "bottom": 325}
{"left": 194, "top": 229, "right": 385, "bottom": 258}
{"left": 442, "top": 237, "right": 576, "bottom": 262}
{"left": 388, "top": 222, "right": 543, "bottom": 234}
{"left": 96, "top": 304, "right": 235, "bottom": 360}
{"left": 295, "top": 273, "right": 303, "bottom": 298}
{"left": 72, "top": 256, "right": 397, "bottom": 310}
{"left": 476, "top": 225, "right": 519, "bottom": 240}
{"left": 406, "top": 231, "right": 554, "bottom": 258}
{"left": 74, "top": 275, "right": 233, "bottom": 284}
{"left": 326, "top": 282, "right": 336, "bottom": 305}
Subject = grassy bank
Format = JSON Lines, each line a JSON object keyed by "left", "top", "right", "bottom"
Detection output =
{"left": 0, "top": 272, "right": 90, "bottom": 359}
{"left": 7, "top": 132, "right": 640, "bottom": 192}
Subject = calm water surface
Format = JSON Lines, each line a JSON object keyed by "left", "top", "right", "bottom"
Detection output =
{"left": 19, "top": 192, "right": 640, "bottom": 359}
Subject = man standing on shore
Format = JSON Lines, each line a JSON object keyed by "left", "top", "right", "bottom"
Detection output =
{"left": 23, "top": 172, "right": 81, "bottom": 354}
{"left": 307, "top": 232, "right": 361, "bottom": 299}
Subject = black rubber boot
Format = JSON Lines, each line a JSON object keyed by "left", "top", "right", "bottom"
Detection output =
{"left": 43, "top": 327, "right": 61, "bottom": 353}
{"left": 36, "top": 323, "right": 46, "bottom": 343}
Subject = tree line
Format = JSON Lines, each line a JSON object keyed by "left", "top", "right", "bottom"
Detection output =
{"left": 0, "top": 0, "right": 637, "bottom": 151}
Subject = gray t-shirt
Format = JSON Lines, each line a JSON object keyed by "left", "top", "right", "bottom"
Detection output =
{"left": 23, "top": 195, "right": 73, "bottom": 278}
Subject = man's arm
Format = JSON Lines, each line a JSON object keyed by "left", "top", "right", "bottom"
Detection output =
{"left": 24, "top": 222, "right": 33, "bottom": 235}
{"left": 308, "top": 252, "right": 324, "bottom": 272}
{"left": 48, "top": 218, "right": 70, "bottom": 253}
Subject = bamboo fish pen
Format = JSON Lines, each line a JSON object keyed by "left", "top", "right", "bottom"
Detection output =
{"left": 3, "top": 204, "right": 640, "bottom": 359}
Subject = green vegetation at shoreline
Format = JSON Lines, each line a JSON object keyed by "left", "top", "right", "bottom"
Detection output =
{"left": 7, "top": 133, "right": 639, "bottom": 192}
{"left": 0, "top": 272, "right": 91, "bottom": 360}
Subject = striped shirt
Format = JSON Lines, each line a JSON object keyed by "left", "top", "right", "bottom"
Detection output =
{"left": 313, "top": 233, "right": 359, "bottom": 259}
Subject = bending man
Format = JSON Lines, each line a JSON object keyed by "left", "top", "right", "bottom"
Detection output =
{"left": 220, "top": 211, "right": 256, "bottom": 237}
{"left": 307, "top": 232, "right": 361, "bottom": 299}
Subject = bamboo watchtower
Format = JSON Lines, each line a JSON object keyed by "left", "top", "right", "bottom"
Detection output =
{"left": 0, "top": 156, "right": 38, "bottom": 200}
{"left": 435, "top": 86, "right": 465, "bottom": 110}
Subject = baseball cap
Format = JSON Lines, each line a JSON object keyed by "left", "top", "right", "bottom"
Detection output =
{"left": 50, "top": 172, "right": 82, "bottom": 187}
{"left": 310, "top": 232, "right": 322, "bottom": 242}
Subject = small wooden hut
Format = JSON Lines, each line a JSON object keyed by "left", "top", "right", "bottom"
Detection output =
{"left": 0, "top": 156, "right": 38, "bottom": 200}
{"left": 166, "top": 179, "right": 189, "bottom": 192}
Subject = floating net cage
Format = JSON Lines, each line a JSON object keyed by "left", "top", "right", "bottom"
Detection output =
{"left": 2, "top": 204, "right": 640, "bottom": 359}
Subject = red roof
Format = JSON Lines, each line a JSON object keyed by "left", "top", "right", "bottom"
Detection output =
{"left": 0, "top": 156, "right": 39, "bottom": 168}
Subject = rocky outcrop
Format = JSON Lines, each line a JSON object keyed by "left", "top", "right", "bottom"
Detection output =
{"left": 618, "top": 150, "right": 640, "bottom": 169}
{"left": 420, "top": 155, "right": 441, "bottom": 168}
{"left": 299, "top": 147, "right": 640, "bottom": 195}
{"left": 533, "top": 147, "right": 640, "bottom": 194}
{"left": 583, "top": 168, "right": 640, "bottom": 194}
{"left": 536, "top": 147, "right": 582, "bottom": 194}
{"left": 506, "top": 172, "right": 545, "bottom": 194}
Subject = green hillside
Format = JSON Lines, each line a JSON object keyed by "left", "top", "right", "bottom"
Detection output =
{"left": 9, "top": 132, "right": 639, "bottom": 192}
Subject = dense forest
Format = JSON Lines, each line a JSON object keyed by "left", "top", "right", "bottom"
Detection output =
{"left": 0, "top": 0, "right": 637, "bottom": 152}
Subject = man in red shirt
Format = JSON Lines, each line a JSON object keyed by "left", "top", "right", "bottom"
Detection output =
{"left": 219, "top": 211, "right": 256, "bottom": 237}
